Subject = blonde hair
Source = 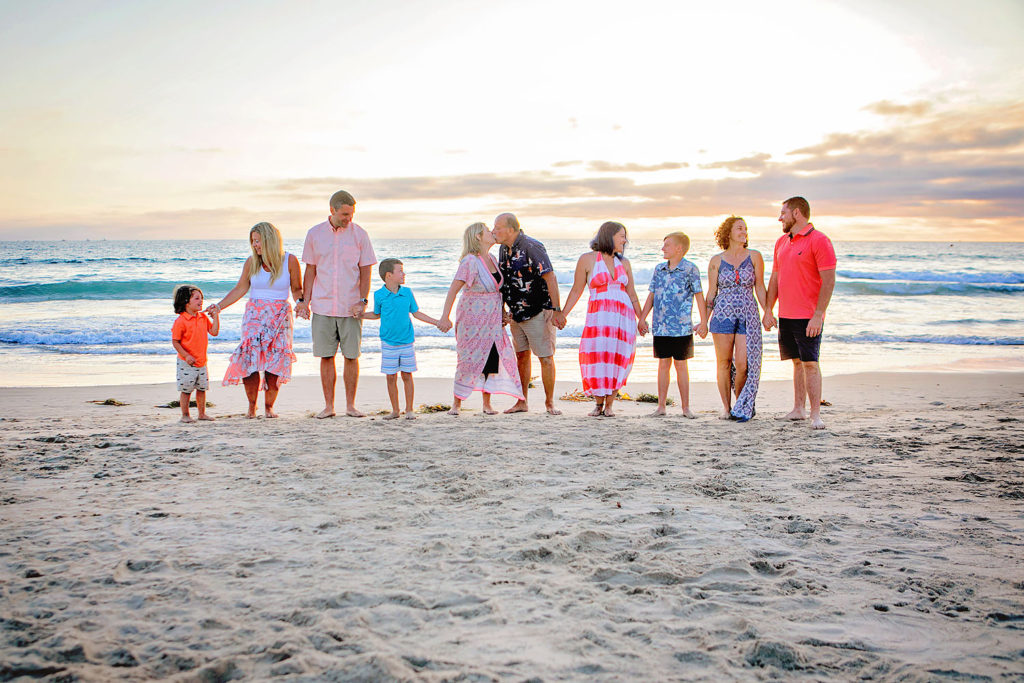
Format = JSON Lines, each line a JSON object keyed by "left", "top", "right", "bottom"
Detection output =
{"left": 248, "top": 222, "right": 285, "bottom": 282}
{"left": 663, "top": 231, "right": 691, "bottom": 255}
{"left": 715, "top": 216, "right": 747, "bottom": 250}
{"left": 461, "top": 222, "right": 488, "bottom": 259}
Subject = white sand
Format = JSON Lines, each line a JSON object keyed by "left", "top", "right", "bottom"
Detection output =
{"left": 2, "top": 372, "right": 1023, "bottom": 680}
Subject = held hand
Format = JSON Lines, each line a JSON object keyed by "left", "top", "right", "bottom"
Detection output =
{"left": 295, "top": 300, "right": 310, "bottom": 319}
{"left": 438, "top": 318, "right": 453, "bottom": 333}
{"left": 502, "top": 311, "right": 510, "bottom": 327}
{"left": 762, "top": 311, "right": 777, "bottom": 332}
{"left": 806, "top": 312, "right": 824, "bottom": 338}
{"left": 696, "top": 321, "right": 708, "bottom": 339}
{"left": 637, "top": 319, "right": 649, "bottom": 336}
{"left": 553, "top": 311, "right": 567, "bottom": 330}
{"left": 350, "top": 302, "right": 367, "bottom": 317}
{"left": 204, "top": 303, "right": 219, "bottom": 316}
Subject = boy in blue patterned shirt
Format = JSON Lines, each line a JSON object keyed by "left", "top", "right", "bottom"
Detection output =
{"left": 638, "top": 232, "right": 708, "bottom": 417}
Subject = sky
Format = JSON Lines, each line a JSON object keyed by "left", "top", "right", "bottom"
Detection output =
{"left": 1, "top": 0, "right": 1022, "bottom": 242}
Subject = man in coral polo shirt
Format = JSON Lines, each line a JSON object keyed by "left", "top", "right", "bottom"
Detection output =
{"left": 763, "top": 196, "right": 836, "bottom": 430}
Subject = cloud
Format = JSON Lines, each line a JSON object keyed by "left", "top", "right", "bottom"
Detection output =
{"left": 586, "top": 161, "right": 689, "bottom": 172}
{"left": 864, "top": 99, "right": 933, "bottom": 117}
{"left": 699, "top": 153, "right": 773, "bottom": 173}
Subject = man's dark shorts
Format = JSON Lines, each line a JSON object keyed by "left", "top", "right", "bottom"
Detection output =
{"left": 653, "top": 335, "right": 694, "bottom": 361}
{"left": 778, "top": 318, "right": 822, "bottom": 362}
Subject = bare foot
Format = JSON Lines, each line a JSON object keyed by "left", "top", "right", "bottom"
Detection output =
{"left": 718, "top": 410, "right": 732, "bottom": 420}
{"left": 384, "top": 412, "right": 401, "bottom": 420}
{"left": 681, "top": 409, "right": 696, "bottom": 419}
{"left": 588, "top": 407, "right": 604, "bottom": 417}
{"left": 505, "top": 401, "right": 528, "bottom": 414}
{"left": 264, "top": 410, "right": 278, "bottom": 419}
{"left": 649, "top": 408, "right": 667, "bottom": 417}
{"left": 404, "top": 413, "right": 417, "bottom": 420}
{"left": 545, "top": 405, "right": 563, "bottom": 416}
{"left": 345, "top": 408, "right": 366, "bottom": 418}
{"left": 603, "top": 409, "right": 616, "bottom": 417}
{"left": 179, "top": 416, "right": 195, "bottom": 424}
{"left": 778, "top": 409, "right": 807, "bottom": 421}
{"left": 810, "top": 415, "right": 827, "bottom": 430}
{"left": 246, "top": 408, "right": 257, "bottom": 419}
{"left": 482, "top": 408, "right": 498, "bottom": 415}
{"left": 197, "top": 414, "right": 215, "bottom": 421}
{"left": 447, "top": 407, "right": 460, "bottom": 416}
{"left": 315, "top": 408, "right": 335, "bottom": 419}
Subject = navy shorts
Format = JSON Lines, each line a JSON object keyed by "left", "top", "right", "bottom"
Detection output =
{"left": 653, "top": 335, "right": 694, "bottom": 360}
{"left": 778, "top": 317, "right": 822, "bottom": 362}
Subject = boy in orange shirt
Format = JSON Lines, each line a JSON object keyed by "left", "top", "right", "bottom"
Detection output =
{"left": 172, "top": 285, "right": 220, "bottom": 423}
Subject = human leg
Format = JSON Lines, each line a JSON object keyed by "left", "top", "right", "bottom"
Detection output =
{"left": 675, "top": 359, "right": 694, "bottom": 417}
{"left": 383, "top": 372, "right": 400, "bottom": 419}
{"left": 343, "top": 357, "right": 363, "bottom": 417}
{"left": 653, "top": 358, "right": 672, "bottom": 416}
{"left": 242, "top": 372, "right": 260, "bottom": 418}
{"left": 505, "top": 349, "right": 531, "bottom": 413}
{"left": 783, "top": 359, "right": 808, "bottom": 420}
{"left": 179, "top": 391, "right": 194, "bottom": 423}
{"left": 733, "top": 334, "right": 748, "bottom": 399}
{"left": 318, "top": 356, "right": 337, "bottom": 418}
{"left": 603, "top": 393, "right": 616, "bottom": 417}
{"left": 538, "top": 354, "right": 560, "bottom": 415}
{"left": 712, "top": 333, "right": 735, "bottom": 418}
{"left": 196, "top": 390, "right": 214, "bottom": 420}
{"left": 263, "top": 372, "right": 279, "bottom": 418}
{"left": 401, "top": 371, "right": 416, "bottom": 419}
{"left": 804, "top": 361, "right": 825, "bottom": 429}
{"left": 482, "top": 393, "right": 496, "bottom": 414}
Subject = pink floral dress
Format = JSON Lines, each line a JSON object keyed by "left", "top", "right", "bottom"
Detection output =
{"left": 453, "top": 254, "right": 524, "bottom": 400}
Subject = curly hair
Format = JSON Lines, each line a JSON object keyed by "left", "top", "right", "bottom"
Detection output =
{"left": 715, "top": 216, "right": 747, "bottom": 250}
{"left": 173, "top": 284, "right": 201, "bottom": 314}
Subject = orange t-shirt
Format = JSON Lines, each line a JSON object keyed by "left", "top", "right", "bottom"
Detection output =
{"left": 773, "top": 223, "right": 837, "bottom": 319}
{"left": 171, "top": 312, "right": 212, "bottom": 367}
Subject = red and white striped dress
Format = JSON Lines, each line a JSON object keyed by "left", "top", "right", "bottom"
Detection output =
{"left": 580, "top": 254, "right": 636, "bottom": 397}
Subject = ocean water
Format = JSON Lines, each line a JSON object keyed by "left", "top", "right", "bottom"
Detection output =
{"left": 1, "top": 239, "right": 1023, "bottom": 388}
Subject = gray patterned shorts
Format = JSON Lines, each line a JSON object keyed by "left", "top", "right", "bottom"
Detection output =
{"left": 177, "top": 357, "right": 209, "bottom": 393}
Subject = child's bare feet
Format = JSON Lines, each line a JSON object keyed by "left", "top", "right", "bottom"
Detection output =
{"left": 649, "top": 408, "right": 666, "bottom": 417}
{"left": 384, "top": 412, "right": 401, "bottom": 420}
{"left": 681, "top": 409, "right": 696, "bottom": 419}
{"left": 265, "top": 409, "right": 278, "bottom": 418}
{"left": 198, "top": 414, "right": 215, "bottom": 421}
{"left": 180, "top": 415, "right": 195, "bottom": 424}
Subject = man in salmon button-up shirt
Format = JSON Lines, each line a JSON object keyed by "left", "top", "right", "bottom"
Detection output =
{"left": 296, "top": 190, "right": 377, "bottom": 418}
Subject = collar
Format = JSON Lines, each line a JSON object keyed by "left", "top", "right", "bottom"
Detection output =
{"left": 181, "top": 310, "right": 199, "bottom": 319}
{"left": 661, "top": 260, "right": 685, "bottom": 272}
{"left": 377, "top": 285, "right": 407, "bottom": 298}
{"left": 327, "top": 217, "right": 349, "bottom": 232}
{"left": 510, "top": 232, "right": 527, "bottom": 250}
{"left": 788, "top": 222, "right": 815, "bottom": 241}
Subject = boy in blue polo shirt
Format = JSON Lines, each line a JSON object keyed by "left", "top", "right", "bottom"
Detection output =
{"left": 362, "top": 258, "right": 443, "bottom": 419}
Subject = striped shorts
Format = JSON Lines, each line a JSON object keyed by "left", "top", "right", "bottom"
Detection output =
{"left": 381, "top": 341, "right": 417, "bottom": 375}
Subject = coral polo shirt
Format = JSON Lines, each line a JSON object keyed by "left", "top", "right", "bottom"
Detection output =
{"left": 773, "top": 223, "right": 837, "bottom": 319}
{"left": 171, "top": 312, "right": 212, "bottom": 367}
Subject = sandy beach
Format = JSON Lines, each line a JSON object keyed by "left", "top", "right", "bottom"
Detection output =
{"left": 2, "top": 371, "right": 1023, "bottom": 681}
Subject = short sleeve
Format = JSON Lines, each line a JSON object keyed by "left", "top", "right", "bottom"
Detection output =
{"left": 528, "top": 240, "right": 553, "bottom": 275}
{"left": 199, "top": 313, "right": 212, "bottom": 331}
{"left": 407, "top": 290, "right": 419, "bottom": 313}
{"left": 454, "top": 256, "right": 477, "bottom": 287}
{"left": 373, "top": 291, "right": 383, "bottom": 315}
{"left": 689, "top": 264, "right": 702, "bottom": 293}
{"left": 301, "top": 228, "right": 316, "bottom": 265}
{"left": 358, "top": 230, "right": 377, "bottom": 267}
{"left": 814, "top": 234, "right": 837, "bottom": 271}
{"left": 171, "top": 317, "right": 184, "bottom": 341}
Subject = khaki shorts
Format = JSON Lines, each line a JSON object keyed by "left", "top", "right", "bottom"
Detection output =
{"left": 509, "top": 310, "right": 557, "bottom": 358}
{"left": 312, "top": 314, "right": 362, "bottom": 359}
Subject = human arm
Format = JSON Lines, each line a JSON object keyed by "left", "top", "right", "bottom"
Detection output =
{"left": 705, "top": 255, "right": 719, "bottom": 313}
{"left": 288, "top": 254, "right": 303, "bottom": 304}
{"left": 541, "top": 269, "right": 565, "bottom": 329}
{"left": 412, "top": 310, "right": 441, "bottom": 327}
{"left": 694, "top": 292, "right": 708, "bottom": 338}
{"left": 171, "top": 339, "right": 195, "bottom": 366}
{"left": 438, "top": 280, "right": 464, "bottom": 332}
{"left": 297, "top": 263, "right": 315, "bottom": 319}
{"left": 351, "top": 264, "right": 372, "bottom": 317}
{"left": 207, "top": 310, "right": 219, "bottom": 337}
{"left": 623, "top": 257, "right": 644, "bottom": 320}
{"left": 208, "top": 259, "right": 253, "bottom": 315}
{"left": 559, "top": 253, "right": 591, "bottom": 319}
{"left": 806, "top": 269, "right": 835, "bottom": 337}
{"left": 752, "top": 251, "right": 774, "bottom": 330}
{"left": 638, "top": 292, "right": 653, "bottom": 336}
{"left": 360, "top": 312, "right": 381, "bottom": 320}
{"left": 764, "top": 269, "right": 779, "bottom": 331}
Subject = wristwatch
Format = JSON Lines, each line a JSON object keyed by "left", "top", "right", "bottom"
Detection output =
{"left": 360, "top": 298, "right": 369, "bottom": 305}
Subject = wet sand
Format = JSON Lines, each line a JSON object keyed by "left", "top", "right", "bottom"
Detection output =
{"left": 2, "top": 372, "right": 1023, "bottom": 680}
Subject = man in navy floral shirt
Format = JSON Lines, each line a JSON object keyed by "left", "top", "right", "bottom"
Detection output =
{"left": 492, "top": 213, "right": 564, "bottom": 415}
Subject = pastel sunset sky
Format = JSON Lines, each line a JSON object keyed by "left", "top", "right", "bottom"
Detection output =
{"left": 1, "top": 0, "right": 1022, "bottom": 242}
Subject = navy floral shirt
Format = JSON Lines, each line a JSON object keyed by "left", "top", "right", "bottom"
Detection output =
{"left": 498, "top": 233, "right": 555, "bottom": 322}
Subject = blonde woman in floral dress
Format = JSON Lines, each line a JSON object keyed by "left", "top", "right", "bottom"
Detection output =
{"left": 439, "top": 223, "right": 524, "bottom": 415}
{"left": 207, "top": 222, "right": 302, "bottom": 418}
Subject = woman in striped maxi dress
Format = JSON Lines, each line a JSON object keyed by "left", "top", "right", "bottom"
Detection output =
{"left": 561, "top": 222, "right": 644, "bottom": 417}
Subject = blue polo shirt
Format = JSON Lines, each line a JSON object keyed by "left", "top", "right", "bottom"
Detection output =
{"left": 373, "top": 285, "right": 419, "bottom": 345}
